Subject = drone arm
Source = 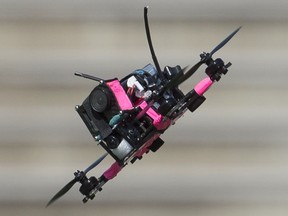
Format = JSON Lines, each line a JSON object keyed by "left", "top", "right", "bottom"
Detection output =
{"left": 194, "top": 77, "right": 214, "bottom": 96}
{"left": 102, "top": 162, "right": 122, "bottom": 181}
{"left": 79, "top": 161, "right": 123, "bottom": 203}
{"left": 194, "top": 57, "right": 232, "bottom": 95}
{"left": 181, "top": 81, "right": 209, "bottom": 114}
{"left": 185, "top": 77, "right": 213, "bottom": 111}
{"left": 186, "top": 58, "right": 231, "bottom": 113}
{"left": 165, "top": 76, "right": 214, "bottom": 119}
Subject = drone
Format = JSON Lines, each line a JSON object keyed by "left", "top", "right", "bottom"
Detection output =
{"left": 47, "top": 6, "right": 240, "bottom": 206}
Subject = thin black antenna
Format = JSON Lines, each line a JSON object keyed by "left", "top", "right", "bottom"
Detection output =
{"left": 144, "top": 6, "right": 164, "bottom": 80}
{"left": 74, "top": 72, "right": 103, "bottom": 83}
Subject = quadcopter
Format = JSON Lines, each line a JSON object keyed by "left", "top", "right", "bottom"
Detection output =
{"left": 47, "top": 6, "right": 240, "bottom": 206}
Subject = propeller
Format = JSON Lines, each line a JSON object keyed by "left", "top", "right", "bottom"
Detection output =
{"left": 83, "top": 153, "right": 108, "bottom": 174}
{"left": 209, "top": 26, "right": 241, "bottom": 58}
{"left": 166, "top": 26, "right": 241, "bottom": 89}
{"left": 46, "top": 153, "right": 108, "bottom": 207}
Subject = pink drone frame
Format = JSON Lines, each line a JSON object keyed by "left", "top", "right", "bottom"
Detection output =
{"left": 103, "top": 75, "right": 214, "bottom": 181}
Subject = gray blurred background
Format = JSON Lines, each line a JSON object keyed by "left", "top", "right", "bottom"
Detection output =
{"left": 0, "top": 0, "right": 288, "bottom": 215}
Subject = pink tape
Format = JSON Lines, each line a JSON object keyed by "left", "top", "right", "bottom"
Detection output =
{"left": 139, "top": 101, "right": 171, "bottom": 130}
{"left": 106, "top": 80, "right": 133, "bottom": 110}
{"left": 194, "top": 77, "right": 213, "bottom": 96}
{"left": 103, "top": 162, "right": 122, "bottom": 180}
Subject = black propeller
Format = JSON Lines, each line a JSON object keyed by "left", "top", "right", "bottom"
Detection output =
{"left": 209, "top": 26, "right": 241, "bottom": 58}
{"left": 46, "top": 153, "right": 108, "bottom": 207}
{"left": 167, "top": 26, "right": 241, "bottom": 88}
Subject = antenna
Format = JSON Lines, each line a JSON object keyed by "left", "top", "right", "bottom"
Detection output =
{"left": 74, "top": 72, "right": 103, "bottom": 83}
{"left": 144, "top": 6, "right": 165, "bottom": 80}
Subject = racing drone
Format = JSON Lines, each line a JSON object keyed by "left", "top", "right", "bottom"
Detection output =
{"left": 47, "top": 6, "right": 240, "bottom": 206}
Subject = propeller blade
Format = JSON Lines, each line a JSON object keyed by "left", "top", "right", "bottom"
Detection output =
{"left": 46, "top": 178, "right": 78, "bottom": 207}
{"left": 46, "top": 153, "right": 108, "bottom": 207}
{"left": 170, "top": 26, "right": 241, "bottom": 87}
{"left": 174, "top": 60, "right": 204, "bottom": 86}
{"left": 209, "top": 26, "right": 241, "bottom": 57}
{"left": 84, "top": 153, "right": 108, "bottom": 174}
{"left": 160, "top": 60, "right": 203, "bottom": 92}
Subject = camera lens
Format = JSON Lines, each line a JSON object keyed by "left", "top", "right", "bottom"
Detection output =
{"left": 105, "top": 135, "right": 120, "bottom": 149}
{"left": 90, "top": 87, "right": 110, "bottom": 113}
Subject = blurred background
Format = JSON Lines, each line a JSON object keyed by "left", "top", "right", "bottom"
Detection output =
{"left": 0, "top": 0, "right": 288, "bottom": 215}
